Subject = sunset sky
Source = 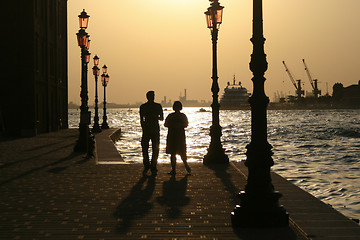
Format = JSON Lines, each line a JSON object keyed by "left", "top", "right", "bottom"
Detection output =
{"left": 68, "top": 0, "right": 360, "bottom": 105}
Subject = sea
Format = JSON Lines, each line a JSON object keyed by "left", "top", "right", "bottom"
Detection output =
{"left": 69, "top": 107, "right": 360, "bottom": 221}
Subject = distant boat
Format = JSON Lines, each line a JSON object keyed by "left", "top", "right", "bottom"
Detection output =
{"left": 198, "top": 108, "right": 208, "bottom": 112}
{"left": 220, "top": 76, "right": 250, "bottom": 110}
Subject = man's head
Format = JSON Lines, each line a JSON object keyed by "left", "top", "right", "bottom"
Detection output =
{"left": 146, "top": 91, "right": 155, "bottom": 102}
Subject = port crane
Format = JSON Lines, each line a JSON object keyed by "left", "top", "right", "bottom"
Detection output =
{"left": 282, "top": 61, "right": 304, "bottom": 100}
{"left": 302, "top": 59, "right": 321, "bottom": 98}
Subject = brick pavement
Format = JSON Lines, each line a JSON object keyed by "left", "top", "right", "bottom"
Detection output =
{"left": 0, "top": 129, "right": 310, "bottom": 239}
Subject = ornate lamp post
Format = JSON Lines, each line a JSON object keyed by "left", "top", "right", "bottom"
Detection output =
{"left": 78, "top": 9, "right": 90, "bottom": 29}
{"left": 102, "top": 64, "right": 107, "bottom": 74}
{"left": 74, "top": 9, "right": 92, "bottom": 152}
{"left": 203, "top": 0, "right": 229, "bottom": 165}
{"left": 101, "top": 69, "right": 110, "bottom": 129}
{"left": 92, "top": 55, "right": 101, "bottom": 133}
{"left": 231, "top": 0, "right": 288, "bottom": 227}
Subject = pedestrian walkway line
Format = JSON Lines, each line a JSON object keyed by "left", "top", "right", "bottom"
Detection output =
{"left": 94, "top": 128, "right": 125, "bottom": 164}
{"left": 230, "top": 161, "right": 247, "bottom": 179}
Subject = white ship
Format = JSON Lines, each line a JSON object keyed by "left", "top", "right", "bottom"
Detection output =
{"left": 220, "top": 76, "right": 250, "bottom": 110}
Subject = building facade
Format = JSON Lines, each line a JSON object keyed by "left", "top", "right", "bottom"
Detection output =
{"left": 1, "top": 0, "right": 68, "bottom": 137}
{"left": 332, "top": 81, "right": 360, "bottom": 107}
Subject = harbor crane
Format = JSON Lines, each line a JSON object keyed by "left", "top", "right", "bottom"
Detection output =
{"left": 282, "top": 61, "right": 304, "bottom": 100}
{"left": 302, "top": 59, "right": 321, "bottom": 98}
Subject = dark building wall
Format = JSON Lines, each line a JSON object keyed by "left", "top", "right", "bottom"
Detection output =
{"left": 1, "top": 0, "right": 68, "bottom": 137}
{"left": 332, "top": 81, "right": 360, "bottom": 107}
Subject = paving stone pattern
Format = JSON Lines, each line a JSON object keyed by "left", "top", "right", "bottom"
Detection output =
{"left": 1, "top": 129, "right": 309, "bottom": 239}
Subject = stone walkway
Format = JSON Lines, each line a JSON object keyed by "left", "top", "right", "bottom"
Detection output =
{"left": 0, "top": 129, "right": 358, "bottom": 239}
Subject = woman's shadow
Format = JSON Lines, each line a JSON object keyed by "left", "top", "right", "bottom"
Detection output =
{"left": 157, "top": 175, "right": 190, "bottom": 218}
{"left": 113, "top": 175, "right": 156, "bottom": 233}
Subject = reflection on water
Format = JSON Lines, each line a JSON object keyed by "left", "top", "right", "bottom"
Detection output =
{"left": 69, "top": 108, "right": 360, "bottom": 220}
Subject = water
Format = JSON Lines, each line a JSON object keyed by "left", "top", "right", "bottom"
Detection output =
{"left": 69, "top": 108, "right": 360, "bottom": 220}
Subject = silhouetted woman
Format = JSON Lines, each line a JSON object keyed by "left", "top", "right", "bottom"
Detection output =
{"left": 164, "top": 101, "right": 191, "bottom": 175}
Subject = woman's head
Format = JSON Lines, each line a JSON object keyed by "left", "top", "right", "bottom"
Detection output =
{"left": 173, "top": 101, "right": 182, "bottom": 111}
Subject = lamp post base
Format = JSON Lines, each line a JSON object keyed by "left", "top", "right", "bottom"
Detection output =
{"left": 101, "top": 122, "right": 109, "bottom": 129}
{"left": 74, "top": 124, "right": 89, "bottom": 152}
{"left": 92, "top": 124, "right": 102, "bottom": 133}
{"left": 203, "top": 125, "right": 229, "bottom": 164}
{"left": 203, "top": 125, "right": 229, "bottom": 165}
{"left": 231, "top": 191, "right": 289, "bottom": 228}
{"left": 203, "top": 148, "right": 229, "bottom": 164}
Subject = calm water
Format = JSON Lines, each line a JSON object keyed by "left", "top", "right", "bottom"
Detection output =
{"left": 69, "top": 108, "right": 360, "bottom": 220}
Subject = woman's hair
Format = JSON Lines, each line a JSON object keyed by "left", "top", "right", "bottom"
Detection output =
{"left": 173, "top": 101, "right": 182, "bottom": 111}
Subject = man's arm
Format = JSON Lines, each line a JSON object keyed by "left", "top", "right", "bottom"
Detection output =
{"left": 139, "top": 105, "right": 145, "bottom": 128}
{"left": 158, "top": 104, "right": 164, "bottom": 121}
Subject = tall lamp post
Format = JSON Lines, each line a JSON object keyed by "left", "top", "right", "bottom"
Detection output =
{"left": 231, "top": 0, "right": 288, "bottom": 227}
{"left": 203, "top": 0, "right": 229, "bottom": 165}
{"left": 92, "top": 55, "right": 101, "bottom": 133}
{"left": 101, "top": 66, "right": 110, "bottom": 129}
{"left": 74, "top": 9, "right": 91, "bottom": 152}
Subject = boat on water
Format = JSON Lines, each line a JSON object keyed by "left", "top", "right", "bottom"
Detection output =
{"left": 198, "top": 108, "right": 208, "bottom": 112}
{"left": 220, "top": 76, "right": 250, "bottom": 110}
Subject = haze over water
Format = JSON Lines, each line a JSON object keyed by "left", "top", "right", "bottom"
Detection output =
{"left": 68, "top": 0, "right": 360, "bottom": 105}
{"left": 69, "top": 108, "right": 360, "bottom": 221}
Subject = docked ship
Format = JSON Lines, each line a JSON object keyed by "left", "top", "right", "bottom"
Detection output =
{"left": 220, "top": 76, "right": 250, "bottom": 110}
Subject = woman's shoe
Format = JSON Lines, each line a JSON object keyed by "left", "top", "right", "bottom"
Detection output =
{"left": 151, "top": 168, "right": 158, "bottom": 176}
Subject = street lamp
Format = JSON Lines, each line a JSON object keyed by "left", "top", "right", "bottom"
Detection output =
{"left": 85, "top": 49, "right": 91, "bottom": 63}
{"left": 102, "top": 64, "right": 107, "bottom": 74}
{"left": 87, "top": 39, "right": 91, "bottom": 50}
{"left": 101, "top": 72, "right": 110, "bottom": 129}
{"left": 78, "top": 9, "right": 89, "bottom": 29}
{"left": 74, "top": 9, "right": 91, "bottom": 152}
{"left": 92, "top": 55, "right": 101, "bottom": 133}
{"left": 231, "top": 0, "right": 288, "bottom": 227}
{"left": 93, "top": 55, "right": 99, "bottom": 65}
{"left": 203, "top": 0, "right": 229, "bottom": 165}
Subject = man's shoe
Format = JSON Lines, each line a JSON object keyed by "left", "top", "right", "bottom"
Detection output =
{"left": 185, "top": 164, "right": 191, "bottom": 174}
{"left": 151, "top": 168, "right": 158, "bottom": 176}
{"left": 168, "top": 170, "right": 176, "bottom": 175}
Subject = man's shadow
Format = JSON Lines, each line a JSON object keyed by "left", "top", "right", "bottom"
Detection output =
{"left": 113, "top": 175, "right": 156, "bottom": 233}
{"left": 157, "top": 175, "right": 190, "bottom": 218}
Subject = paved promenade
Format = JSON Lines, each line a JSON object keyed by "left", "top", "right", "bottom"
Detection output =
{"left": 0, "top": 129, "right": 359, "bottom": 239}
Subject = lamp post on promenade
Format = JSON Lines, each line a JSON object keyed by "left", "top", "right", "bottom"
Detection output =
{"left": 231, "top": 0, "right": 288, "bottom": 227}
{"left": 101, "top": 67, "right": 110, "bottom": 129}
{"left": 74, "top": 9, "right": 91, "bottom": 152}
{"left": 203, "top": 0, "right": 229, "bottom": 165}
{"left": 92, "top": 55, "right": 101, "bottom": 133}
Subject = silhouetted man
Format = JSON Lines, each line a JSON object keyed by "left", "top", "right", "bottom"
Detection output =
{"left": 140, "top": 91, "right": 163, "bottom": 175}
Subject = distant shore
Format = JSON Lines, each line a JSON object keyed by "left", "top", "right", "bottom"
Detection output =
{"left": 68, "top": 102, "right": 360, "bottom": 110}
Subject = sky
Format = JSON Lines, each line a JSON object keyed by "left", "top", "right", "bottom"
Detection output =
{"left": 68, "top": 0, "right": 360, "bottom": 105}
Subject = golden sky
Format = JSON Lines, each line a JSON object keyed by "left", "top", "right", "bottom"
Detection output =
{"left": 68, "top": 0, "right": 360, "bottom": 105}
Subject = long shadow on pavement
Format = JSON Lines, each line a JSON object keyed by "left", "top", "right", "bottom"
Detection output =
{"left": 113, "top": 175, "right": 156, "bottom": 233}
{"left": 206, "top": 164, "right": 240, "bottom": 203}
{"left": 157, "top": 175, "right": 190, "bottom": 219}
{"left": 234, "top": 226, "right": 299, "bottom": 240}
{"left": 47, "top": 155, "right": 92, "bottom": 173}
{"left": 0, "top": 152, "right": 81, "bottom": 186}
{"left": 0, "top": 143, "right": 75, "bottom": 169}
{"left": 207, "top": 164, "right": 303, "bottom": 239}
